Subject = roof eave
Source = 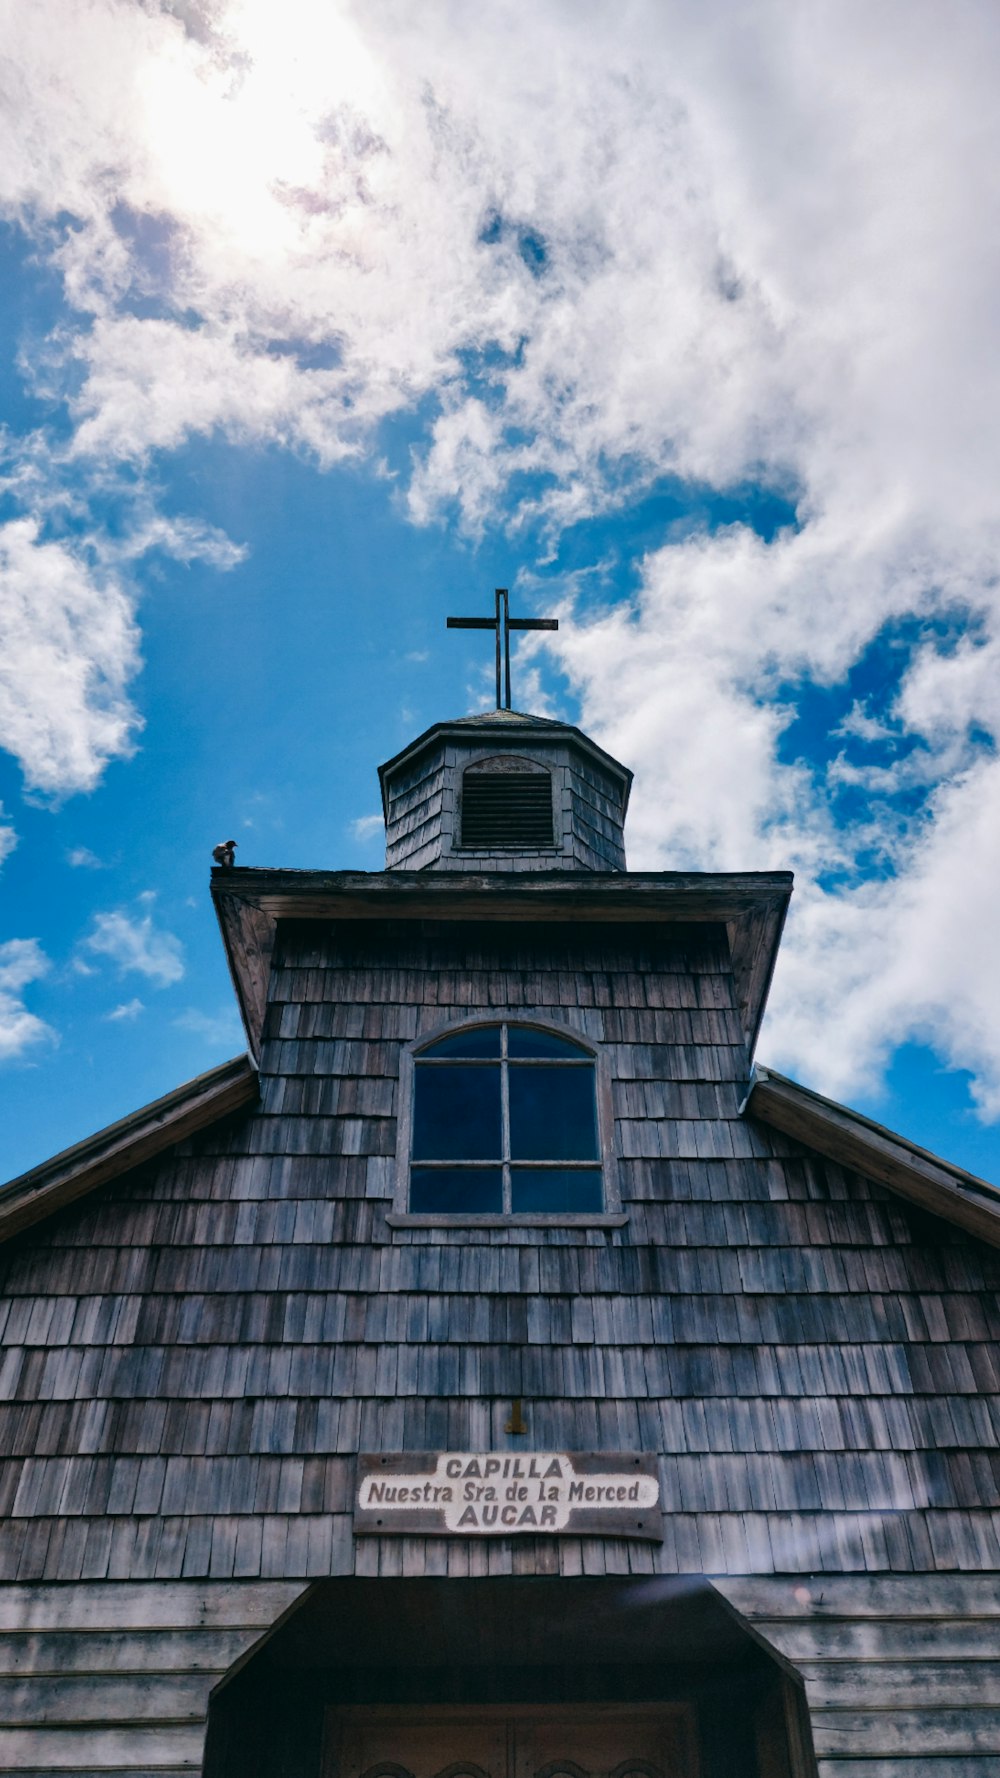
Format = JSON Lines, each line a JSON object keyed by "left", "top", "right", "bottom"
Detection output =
{"left": 0, "top": 1053, "right": 259, "bottom": 1244}
{"left": 377, "top": 717, "right": 634, "bottom": 822}
{"left": 743, "top": 1064, "right": 1000, "bottom": 1248}
{"left": 212, "top": 866, "right": 792, "bottom": 1063}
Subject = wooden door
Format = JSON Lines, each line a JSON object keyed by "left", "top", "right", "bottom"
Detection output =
{"left": 516, "top": 1708, "right": 694, "bottom": 1778}
{"left": 336, "top": 1711, "right": 507, "bottom": 1778}
{"left": 330, "top": 1705, "right": 698, "bottom": 1778}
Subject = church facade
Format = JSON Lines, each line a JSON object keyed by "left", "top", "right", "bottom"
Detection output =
{"left": 1, "top": 707, "right": 999, "bottom": 1777}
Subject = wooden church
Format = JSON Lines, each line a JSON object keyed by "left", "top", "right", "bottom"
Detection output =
{"left": 2, "top": 613, "right": 1000, "bottom": 1777}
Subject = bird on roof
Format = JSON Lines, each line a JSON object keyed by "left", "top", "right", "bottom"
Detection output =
{"left": 212, "top": 839, "right": 238, "bottom": 868}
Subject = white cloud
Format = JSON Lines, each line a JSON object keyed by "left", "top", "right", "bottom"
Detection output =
{"left": 0, "top": 516, "right": 141, "bottom": 797}
{"left": 0, "top": 405, "right": 248, "bottom": 795}
{"left": 0, "top": 808, "right": 16, "bottom": 870}
{"left": 104, "top": 996, "right": 144, "bottom": 1022}
{"left": 0, "top": 463, "right": 247, "bottom": 799}
{"left": 117, "top": 506, "right": 246, "bottom": 574}
{"left": 552, "top": 520, "right": 1000, "bottom": 1113}
{"left": 84, "top": 908, "right": 184, "bottom": 985}
{"left": 767, "top": 754, "right": 1000, "bottom": 1121}
{"left": 350, "top": 813, "right": 384, "bottom": 843}
{"left": 67, "top": 845, "right": 106, "bottom": 869}
{"left": 0, "top": 938, "right": 54, "bottom": 1061}
{"left": 835, "top": 704, "right": 896, "bottom": 746}
{"left": 1, "top": 1, "right": 1000, "bottom": 1116}
{"left": 174, "top": 1006, "right": 244, "bottom": 1047}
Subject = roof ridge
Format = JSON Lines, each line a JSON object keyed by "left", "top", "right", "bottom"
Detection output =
{"left": 450, "top": 708, "right": 567, "bottom": 727}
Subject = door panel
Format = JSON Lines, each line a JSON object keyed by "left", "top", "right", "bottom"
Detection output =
{"left": 337, "top": 1715, "right": 507, "bottom": 1778}
{"left": 518, "top": 1712, "right": 688, "bottom": 1778}
{"left": 331, "top": 1707, "right": 696, "bottom": 1778}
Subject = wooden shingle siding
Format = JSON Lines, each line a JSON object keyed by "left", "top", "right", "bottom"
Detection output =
{"left": 728, "top": 1574, "right": 1000, "bottom": 1777}
{"left": 383, "top": 729, "right": 629, "bottom": 873}
{"left": 0, "top": 915, "right": 997, "bottom": 1578}
{"left": 0, "top": 1579, "right": 300, "bottom": 1775}
{"left": 1, "top": 915, "right": 999, "bottom": 1773}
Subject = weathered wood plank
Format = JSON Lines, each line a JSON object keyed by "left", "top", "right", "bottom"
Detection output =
{"left": 753, "top": 1619, "right": 1000, "bottom": 1663}
{"left": 0, "top": 1582, "right": 303, "bottom": 1632}
{"left": 0, "top": 1627, "right": 255, "bottom": 1675}
{"left": 799, "top": 1661, "right": 1000, "bottom": 1708}
{"left": 719, "top": 1576, "right": 1000, "bottom": 1619}
{"left": 7, "top": 1770, "right": 194, "bottom": 1778}
{"left": 811, "top": 1707, "right": 1000, "bottom": 1757}
{"left": 211, "top": 895, "right": 276, "bottom": 1066}
{"left": 0, "top": 1723, "right": 206, "bottom": 1770}
{"left": 814, "top": 1699, "right": 1000, "bottom": 1756}
{"left": 0, "top": 1670, "right": 216, "bottom": 1724}
{"left": 816, "top": 1764, "right": 1000, "bottom": 1778}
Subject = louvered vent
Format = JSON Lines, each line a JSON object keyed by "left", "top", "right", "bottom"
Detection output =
{"left": 461, "top": 772, "right": 554, "bottom": 848}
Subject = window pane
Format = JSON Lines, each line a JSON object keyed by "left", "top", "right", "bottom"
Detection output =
{"left": 507, "top": 1027, "right": 590, "bottom": 1058}
{"left": 420, "top": 1026, "right": 502, "bottom": 1059}
{"left": 411, "top": 1167, "right": 503, "bottom": 1213}
{"left": 508, "top": 1065, "right": 598, "bottom": 1160}
{"left": 510, "top": 1168, "right": 604, "bottom": 1213}
{"left": 412, "top": 1064, "right": 501, "bottom": 1159}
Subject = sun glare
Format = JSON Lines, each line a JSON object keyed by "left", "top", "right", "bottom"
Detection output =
{"left": 138, "top": 0, "right": 387, "bottom": 254}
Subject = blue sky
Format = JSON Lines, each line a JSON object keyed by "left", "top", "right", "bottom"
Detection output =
{"left": 2, "top": 1, "right": 1000, "bottom": 1183}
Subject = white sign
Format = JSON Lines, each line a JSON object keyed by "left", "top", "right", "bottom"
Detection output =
{"left": 354, "top": 1451, "right": 661, "bottom": 1539}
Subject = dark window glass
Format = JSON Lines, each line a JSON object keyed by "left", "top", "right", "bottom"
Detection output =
{"left": 507, "top": 1027, "right": 589, "bottom": 1058}
{"left": 411, "top": 1167, "right": 503, "bottom": 1214}
{"left": 421, "top": 1026, "right": 503, "bottom": 1058}
{"left": 412, "top": 1064, "right": 501, "bottom": 1159}
{"left": 508, "top": 1066, "right": 598, "bottom": 1160}
{"left": 409, "top": 1022, "right": 604, "bottom": 1215}
{"left": 510, "top": 1168, "right": 604, "bottom": 1214}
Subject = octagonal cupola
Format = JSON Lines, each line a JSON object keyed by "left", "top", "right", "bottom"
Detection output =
{"left": 378, "top": 709, "right": 632, "bottom": 873}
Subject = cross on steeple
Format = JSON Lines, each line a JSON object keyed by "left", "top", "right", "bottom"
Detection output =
{"left": 447, "top": 588, "right": 558, "bottom": 710}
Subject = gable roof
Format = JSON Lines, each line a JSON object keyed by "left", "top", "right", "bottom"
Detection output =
{"left": 0, "top": 1054, "right": 258, "bottom": 1243}
{"left": 744, "top": 1064, "right": 1000, "bottom": 1249}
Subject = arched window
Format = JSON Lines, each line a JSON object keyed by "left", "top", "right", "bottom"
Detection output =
{"left": 406, "top": 1022, "right": 603, "bottom": 1215}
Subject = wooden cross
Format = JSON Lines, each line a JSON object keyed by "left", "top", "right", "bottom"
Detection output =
{"left": 447, "top": 588, "right": 558, "bottom": 710}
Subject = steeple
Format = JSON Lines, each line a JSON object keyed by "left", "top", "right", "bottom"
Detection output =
{"left": 378, "top": 708, "right": 632, "bottom": 873}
